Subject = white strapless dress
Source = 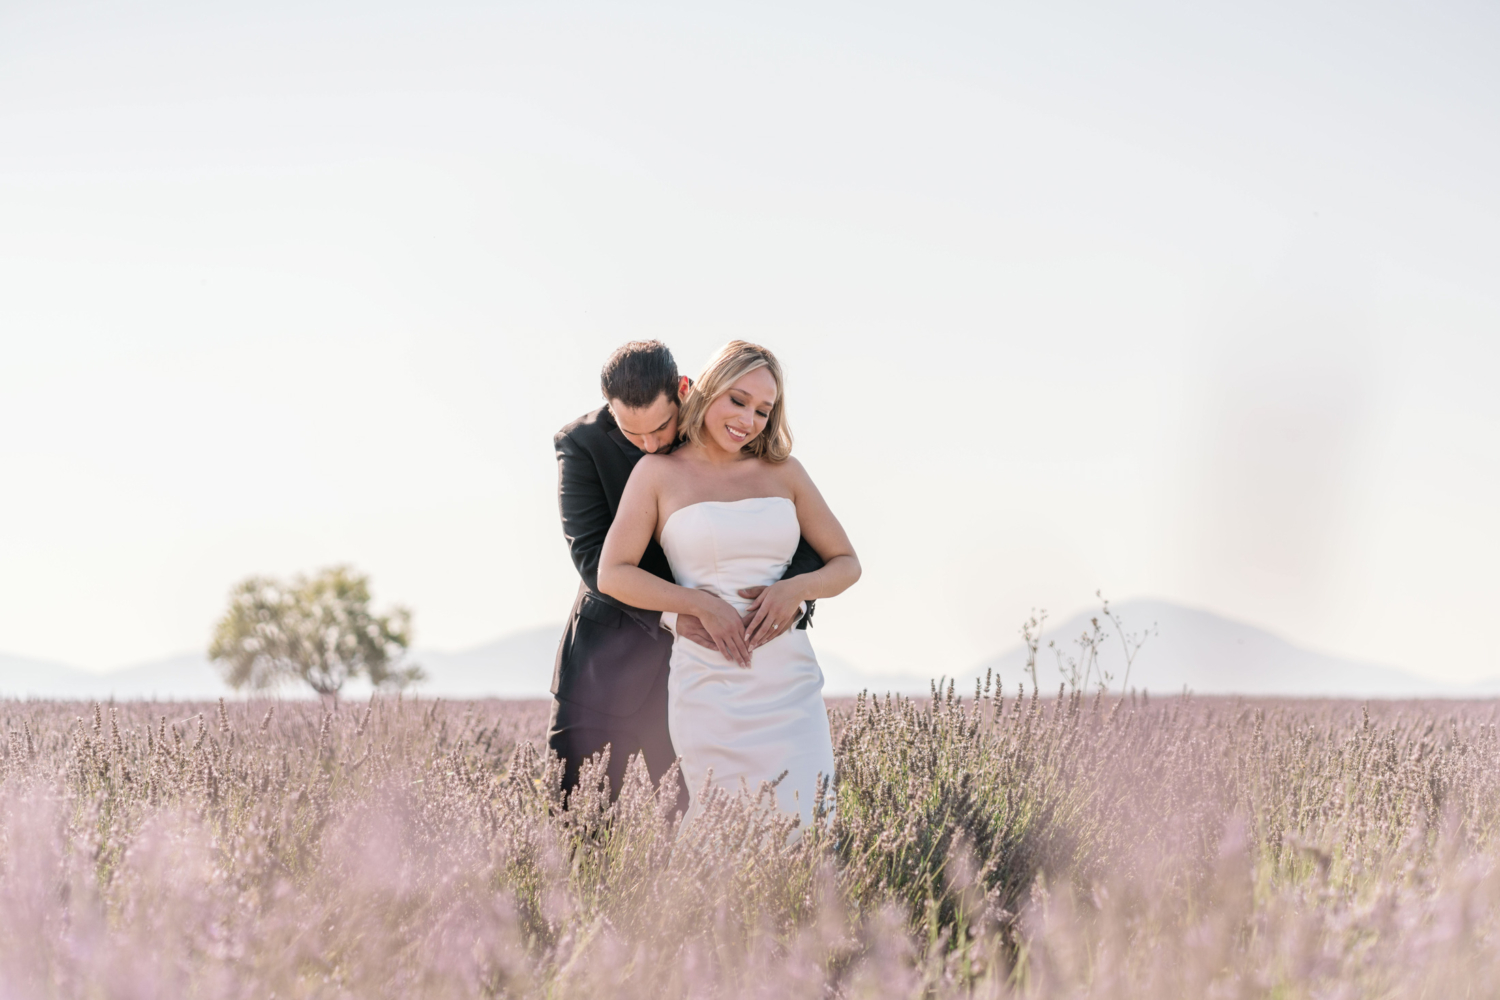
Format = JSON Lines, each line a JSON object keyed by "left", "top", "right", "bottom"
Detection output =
{"left": 660, "top": 497, "right": 836, "bottom": 828}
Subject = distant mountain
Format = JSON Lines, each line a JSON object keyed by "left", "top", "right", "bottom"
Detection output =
{"left": 0, "top": 653, "right": 113, "bottom": 700}
{"left": 85, "top": 653, "right": 233, "bottom": 701}
{"left": 818, "top": 651, "right": 933, "bottom": 697}
{"left": 0, "top": 628, "right": 568, "bottom": 702}
{"left": 4, "top": 602, "right": 1493, "bottom": 702}
{"left": 409, "top": 626, "right": 562, "bottom": 698}
{"left": 0, "top": 625, "right": 909, "bottom": 701}
{"left": 0, "top": 650, "right": 253, "bottom": 701}
{"left": 973, "top": 599, "right": 1498, "bottom": 699}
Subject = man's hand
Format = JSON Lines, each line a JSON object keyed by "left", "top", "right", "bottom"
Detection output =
{"left": 675, "top": 613, "right": 720, "bottom": 653}
{"left": 740, "top": 584, "right": 802, "bottom": 648}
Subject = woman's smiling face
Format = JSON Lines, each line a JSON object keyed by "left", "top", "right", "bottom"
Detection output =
{"left": 702, "top": 365, "right": 778, "bottom": 454}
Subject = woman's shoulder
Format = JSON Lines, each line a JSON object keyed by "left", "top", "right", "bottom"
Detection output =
{"left": 632, "top": 452, "right": 674, "bottom": 476}
{"left": 631, "top": 449, "right": 694, "bottom": 484}
{"left": 749, "top": 454, "right": 808, "bottom": 498}
{"left": 766, "top": 454, "right": 810, "bottom": 482}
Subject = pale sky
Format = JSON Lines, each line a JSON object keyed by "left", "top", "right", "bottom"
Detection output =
{"left": 2, "top": 0, "right": 1498, "bottom": 682}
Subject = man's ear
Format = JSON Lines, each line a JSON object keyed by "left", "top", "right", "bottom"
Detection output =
{"left": 677, "top": 375, "right": 691, "bottom": 401}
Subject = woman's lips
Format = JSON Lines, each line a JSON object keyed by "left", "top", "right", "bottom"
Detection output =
{"left": 725, "top": 424, "right": 750, "bottom": 442}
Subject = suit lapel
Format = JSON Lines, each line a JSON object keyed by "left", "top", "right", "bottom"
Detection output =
{"left": 600, "top": 409, "right": 644, "bottom": 459}
{"left": 607, "top": 426, "right": 641, "bottom": 457}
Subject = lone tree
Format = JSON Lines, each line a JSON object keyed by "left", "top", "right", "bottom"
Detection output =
{"left": 209, "top": 566, "right": 423, "bottom": 699}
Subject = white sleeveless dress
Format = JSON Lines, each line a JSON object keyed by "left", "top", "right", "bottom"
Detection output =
{"left": 660, "top": 497, "right": 836, "bottom": 828}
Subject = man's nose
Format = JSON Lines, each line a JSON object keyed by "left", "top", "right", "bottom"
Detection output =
{"left": 642, "top": 438, "right": 658, "bottom": 453}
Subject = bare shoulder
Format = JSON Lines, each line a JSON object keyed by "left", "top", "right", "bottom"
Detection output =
{"left": 774, "top": 455, "right": 814, "bottom": 486}
{"left": 762, "top": 456, "right": 815, "bottom": 500}
{"left": 629, "top": 453, "right": 675, "bottom": 486}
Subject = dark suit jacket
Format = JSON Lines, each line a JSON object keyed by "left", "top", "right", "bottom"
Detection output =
{"left": 552, "top": 405, "right": 824, "bottom": 716}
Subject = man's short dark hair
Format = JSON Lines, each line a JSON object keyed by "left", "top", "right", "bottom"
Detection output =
{"left": 600, "top": 340, "right": 680, "bottom": 409}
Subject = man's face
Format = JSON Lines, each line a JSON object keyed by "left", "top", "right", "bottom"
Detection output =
{"left": 609, "top": 391, "right": 681, "bottom": 454}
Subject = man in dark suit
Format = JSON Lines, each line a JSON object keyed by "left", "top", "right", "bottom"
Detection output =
{"left": 549, "top": 340, "right": 824, "bottom": 801}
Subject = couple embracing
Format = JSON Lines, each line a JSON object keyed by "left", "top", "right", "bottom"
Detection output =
{"left": 548, "top": 339, "right": 861, "bottom": 826}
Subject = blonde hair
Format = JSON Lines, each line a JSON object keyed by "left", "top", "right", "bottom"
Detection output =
{"left": 678, "top": 341, "right": 793, "bottom": 462}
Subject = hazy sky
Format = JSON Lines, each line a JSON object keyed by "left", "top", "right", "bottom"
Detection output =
{"left": 2, "top": 0, "right": 1498, "bottom": 682}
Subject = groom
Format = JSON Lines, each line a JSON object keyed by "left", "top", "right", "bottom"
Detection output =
{"left": 549, "top": 339, "right": 824, "bottom": 800}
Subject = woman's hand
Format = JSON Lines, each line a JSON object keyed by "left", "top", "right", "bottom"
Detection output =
{"left": 691, "top": 593, "right": 754, "bottom": 668}
{"left": 741, "top": 579, "right": 807, "bottom": 648}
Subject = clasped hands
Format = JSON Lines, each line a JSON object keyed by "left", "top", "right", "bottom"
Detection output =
{"left": 675, "top": 581, "right": 804, "bottom": 668}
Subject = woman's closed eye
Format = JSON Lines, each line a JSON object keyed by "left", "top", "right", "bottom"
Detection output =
{"left": 729, "top": 394, "right": 770, "bottom": 419}
{"left": 729, "top": 395, "right": 768, "bottom": 419}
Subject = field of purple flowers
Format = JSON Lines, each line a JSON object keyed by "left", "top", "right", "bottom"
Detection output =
{"left": 2, "top": 684, "right": 1498, "bottom": 998}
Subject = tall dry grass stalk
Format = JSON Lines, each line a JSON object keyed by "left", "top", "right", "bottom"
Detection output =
{"left": 1, "top": 685, "right": 1497, "bottom": 997}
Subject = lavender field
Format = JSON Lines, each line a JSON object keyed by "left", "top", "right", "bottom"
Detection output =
{"left": 2, "top": 686, "right": 1498, "bottom": 998}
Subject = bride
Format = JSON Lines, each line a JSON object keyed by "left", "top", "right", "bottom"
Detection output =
{"left": 597, "top": 341, "right": 861, "bottom": 826}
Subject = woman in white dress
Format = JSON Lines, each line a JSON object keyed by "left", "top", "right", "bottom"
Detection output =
{"left": 597, "top": 341, "right": 861, "bottom": 827}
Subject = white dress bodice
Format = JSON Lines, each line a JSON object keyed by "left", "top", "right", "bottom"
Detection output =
{"left": 660, "top": 497, "right": 800, "bottom": 615}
